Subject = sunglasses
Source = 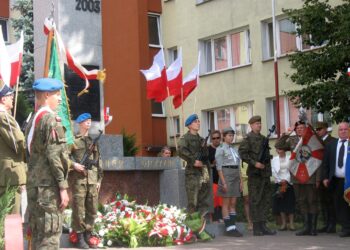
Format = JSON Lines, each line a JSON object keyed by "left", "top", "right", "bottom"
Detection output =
{"left": 212, "top": 137, "right": 221, "bottom": 140}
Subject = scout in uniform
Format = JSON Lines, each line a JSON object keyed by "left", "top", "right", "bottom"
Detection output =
{"left": 25, "top": 78, "right": 71, "bottom": 249}
{"left": 0, "top": 80, "right": 26, "bottom": 214}
{"left": 238, "top": 115, "right": 276, "bottom": 236}
{"left": 69, "top": 113, "right": 103, "bottom": 249}
{"left": 215, "top": 127, "right": 243, "bottom": 237}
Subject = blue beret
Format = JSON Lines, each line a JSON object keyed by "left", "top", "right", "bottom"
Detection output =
{"left": 185, "top": 114, "right": 199, "bottom": 127}
{"left": 33, "top": 78, "right": 63, "bottom": 92}
{"left": 0, "top": 84, "right": 14, "bottom": 97}
{"left": 76, "top": 113, "right": 91, "bottom": 123}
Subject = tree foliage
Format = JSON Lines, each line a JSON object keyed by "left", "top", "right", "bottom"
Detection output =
{"left": 122, "top": 129, "right": 140, "bottom": 156}
{"left": 11, "top": 0, "right": 34, "bottom": 89}
{"left": 284, "top": 0, "right": 350, "bottom": 122}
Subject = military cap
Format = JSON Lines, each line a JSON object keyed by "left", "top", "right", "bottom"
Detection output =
{"left": 33, "top": 78, "right": 63, "bottom": 92}
{"left": 185, "top": 114, "right": 199, "bottom": 127}
{"left": 0, "top": 80, "right": 14, "bottom": 97}
{"left": 222, "top": 126, "right": 235, "bottom": 135}
{"left": 315, "top": 121, "right": 328, "bottom": 129}
{"left": 76, "top": 113, "right": 92, "bottom": 123}
{"left": 248, "top": 115, "right": 261, "bottom": 124}
{"left": 275, "top": 139, "right": 290, "bottom": 151}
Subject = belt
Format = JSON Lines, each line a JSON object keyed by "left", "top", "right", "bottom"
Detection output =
{"left": 222, "top": 165, "right": 238, "bottom": 169}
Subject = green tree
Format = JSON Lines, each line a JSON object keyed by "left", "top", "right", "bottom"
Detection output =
{"left": 284, "top": 0, "right": 350, "bottom": 122}
{"left": 122, "top": 129, "right": 139, "bottom": 156}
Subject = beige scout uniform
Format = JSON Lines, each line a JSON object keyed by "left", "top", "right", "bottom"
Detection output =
{"left": 0, "top": 107, "right": 26, "bottom": 214}
{"left": 69, "top": 134, "right": 103, "bottom": 233}
{"left": 26, "top": 111, "right": 72, "bottom": 249}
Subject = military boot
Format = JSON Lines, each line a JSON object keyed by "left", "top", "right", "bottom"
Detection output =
{"left": 253, "top": 222, "right": 263, "bottom": 236}
{"left": 76, "top": 233, "right": 89, "bottom": 249}
{"left": 296, "top": 214, "right": 311, "bottom": 236}
{"left": 260, "top": 222, "right": 276, "bottom": 235}
{"left": 310, "top": 214, "right": 318, "bottom": 236}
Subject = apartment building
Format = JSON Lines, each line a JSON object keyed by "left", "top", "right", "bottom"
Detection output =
{"left": 162, "top": 0, "right": 332, "bottom": 145}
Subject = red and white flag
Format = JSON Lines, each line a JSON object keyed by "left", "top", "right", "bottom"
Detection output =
{"left": 173, "top": 60, "right": 199, "bottom": 109}
{"left": 43, "top": 17, "right": 105, "bottom": 96}
{"left": 7, "top": 31, "right": 24, "bottom": 87}
{"left": 140, "top": 49, "right": 168, "bottom": 102}
{"left": 166, "top": 50, "right": 182, "bottom": 97}
{"left": 289, "top": 126, "right": 324, "bottom": 183}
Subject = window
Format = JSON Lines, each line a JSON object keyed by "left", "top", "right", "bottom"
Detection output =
{"left": 199, "top": 29, "right": 251, "bottom": 74}
{"left": 167, "top": 47, "right": 178, "bottom": 65}
{"left": 202, "top": 102, "right": 253, "bottom": 143}
{"left": 262, "top": 18, "right": 322, "bottom": 60}
{"left": 0, "top": 19, "right": 8, "bottom": 42}
{"left": 266, "top": 97, "right": 332, "bottom": 135}
{"left": 148, "top": 14, "right": 161, "bottom": 46}
{"left": 151, "top": 100, "right": 165, "bottom": 117}
{"left": 169, "top": 116, "right": 180, "bottom": 136}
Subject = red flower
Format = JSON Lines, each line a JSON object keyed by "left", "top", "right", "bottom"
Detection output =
{"left": 69, "top": 231, "right": 78, "bottom": 244}
{"left": 89, "top": 236, "right": 100, "bottom": 247}
{"left": 115, "top": 201, "right": 122, "bottom": 207}
{"left": 120, "top": 206, "right": 125, "bottom": 211}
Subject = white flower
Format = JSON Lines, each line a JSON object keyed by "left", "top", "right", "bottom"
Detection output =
{"left": 98, "top": 242, "right": 104, "bottom": 248}
{"left": 99, "top": 229, "right": 105, "bottom": 237}
{"left": 107, "top": 240, "right": 113, "bottom": 246}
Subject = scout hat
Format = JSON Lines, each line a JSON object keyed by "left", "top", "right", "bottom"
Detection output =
{"left": 294, "top": 120, "right": 306, "bottom": 130}
{"left": 33, "top": 78, "right": 63, "bottom": 91}
{"left": 222, "top": 126, "right": 235, "bottom": 136}
{"left": 248, "top": 115, "right": 261, "bottom": 124}
{"left": 76, "top": 113, "right": 92, "bottom": 123}
{"left": 0, "top": 79, "right": 14, "bottom": 97}
{"left": 315, "top": 121, "right": 328, "bottom": 130}
{"left": 185, "top": 114, "right": 198, "bottom": 127}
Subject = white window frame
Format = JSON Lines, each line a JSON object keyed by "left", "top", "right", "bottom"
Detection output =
{"left": 199, "top": 29, "right": 251, "bottom": 75}
{"left": 169, "top": 116, "right": 180, "bottom": 137}
{"left": 148, "top": 13, "right": 162, "bottom": 48}
{"left": 167, "top": 47, "right": 178, "bottom": 66}
{"left": 151, "top": 101, "right": 165, "bottom": 117}
{"left": 0, "top": 18, "right": 9, "bottom": 42}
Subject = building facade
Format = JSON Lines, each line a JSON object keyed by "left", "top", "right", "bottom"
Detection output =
{"left": 162, "top": 0, "right": 333, "bottom": 146}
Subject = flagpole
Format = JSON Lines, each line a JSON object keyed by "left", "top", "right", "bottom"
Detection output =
{"left": 192, "top": 53, "right": 200, "bottom": 114}
{"left": 181, "top": 87, "right": 185, "bottom": 135}
{"left": 13, "top": 78, "right": 20, "bottom": 118}
{"left": 166, "top": 88, "right": 178, "bottom": 150}
{"left": 272, "top": 0, "right": 281, "bottom": 137}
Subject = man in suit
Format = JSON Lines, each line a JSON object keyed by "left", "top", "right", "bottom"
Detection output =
{"left": 323, "top": 122, "right": 350, "bottom": 237}
{"left": 316, "top": 121, "right": 336, "bottom": 233}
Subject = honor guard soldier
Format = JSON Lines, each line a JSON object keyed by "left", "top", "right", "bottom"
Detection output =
{"left": 69, "top": 113, "right": 103, "bottom": 249}
{"left": 25, "top": 78, "right": 71, "bottom": 249}
{"left": 0, "top": 80, "right": 26, "bottom": 214}
{"left": 239, "top": 115, "right": 276, "bottom": 236}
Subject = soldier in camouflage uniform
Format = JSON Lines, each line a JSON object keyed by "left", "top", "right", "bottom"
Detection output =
{"left": 239, "top": 116, "right": 276, "bottom": 236}
{"left": 0, "top": 81, "right": 26, "bottom": 214}
{"left": 178, "top": 114, "right": 210, "bottom": 215}
{"left": 69, "top": 113, "right": 103, "bottom": 249}
{"left": 25, "top": 78, "right": 71, "bottom": 249}
{"left": 178, "top": 114, "right": 213, "bottom": 240}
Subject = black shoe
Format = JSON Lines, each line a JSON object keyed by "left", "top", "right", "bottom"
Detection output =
{"left": 253, "top": 222, "right": 263, "bottom": 236}
{"left": 296, "top": 214, "right": 311, "bottom": 236}
{"left": 260, "top": 222, "right": 276, "bottom": 235}
{"left": 339, "top": 231, "right": 350, "bottom": 237}
{"left": 310, "top": 214, "right": 318, "bottom": 236}
{"left": 225, "top": 229, "right": 243, "bottom": 237}
{"left": 76, "top": 233, "right": 89, "bottom": 249}
{"left": 317, "top": 226, "right": 328, "bottom": 233}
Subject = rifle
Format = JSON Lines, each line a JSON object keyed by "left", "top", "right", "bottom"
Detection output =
{"left": 196, "top": 129, "right": 211, "bottom": 163}
{"left": 257, "top": 125, "right": 276, "bottom": 164}
{"left": 79, "top": 130, "right": 103, "bottom": 170}
{"left": 21, "top": 112, "right": 32, "bottom": 132}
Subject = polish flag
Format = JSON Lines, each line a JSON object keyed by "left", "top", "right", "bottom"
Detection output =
{"left": 140, "top": 49, "right": 168, "bottom": 102}
{"left": 173, "top": 62, "right": 199, "bottom": 109}
{"left": 7, "top": 31, "right": 24, "bottom": 87}
{"left": 166, "top": 50, "right": 182, "bottom": 96}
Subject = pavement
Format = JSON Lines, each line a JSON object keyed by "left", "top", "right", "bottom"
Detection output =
{"left": 60, "top": 230, "right": 350, "bottom": 250}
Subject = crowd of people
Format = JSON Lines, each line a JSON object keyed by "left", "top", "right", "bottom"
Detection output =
{"left": 178, "top": 113, "right": 350, "bottom": 238}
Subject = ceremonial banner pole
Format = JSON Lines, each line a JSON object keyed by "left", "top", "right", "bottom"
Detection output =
{"left": 272, "top": 0, "right": 281, "bottom": 137}
{"left": 43, "top": 29, "right": 54, "bottom": 77}
{"left": 13, "top": 74, "right": 20, "bottom": 118}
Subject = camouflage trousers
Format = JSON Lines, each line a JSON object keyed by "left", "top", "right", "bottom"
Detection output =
{"left": 71, "top": 182, "right": 98, "bottom": 233}
{"left": 185, "top": 167, "right": 210, "bottom": 215}
{"left": 248, "top": 176, "right": 271, "bottom": 222}
{"left": 0, "top": 185, "right": 21, "bottom": 214}
{"left": 27, "top": 186, "right": 62, "bottom": 250}
{"left": 294, "top": 183, "right": 319, "bottom": 215}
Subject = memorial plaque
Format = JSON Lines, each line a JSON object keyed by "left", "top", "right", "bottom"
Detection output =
{"left": 102, "top": 157, "right": 135, "bottom": 171}
{"left": 135, "top": 157, "right": 181, "bottom": 170}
